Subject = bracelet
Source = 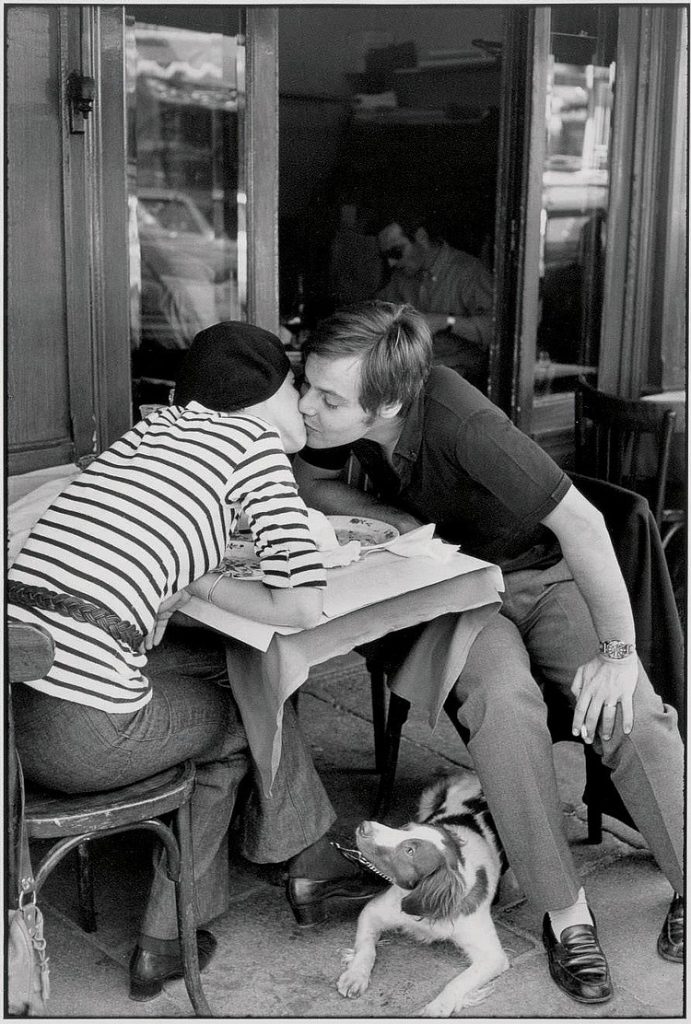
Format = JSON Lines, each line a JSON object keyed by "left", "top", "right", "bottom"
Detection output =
{"left": 206, "top": 574, "right": 225, "bottom": 604}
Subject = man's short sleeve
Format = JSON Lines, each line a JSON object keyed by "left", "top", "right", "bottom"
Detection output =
{"left": 456, "top": 408, "right": 570, "bottom": 528}
{"left": 298, "top": 445, "right": 352, "bottom": 471}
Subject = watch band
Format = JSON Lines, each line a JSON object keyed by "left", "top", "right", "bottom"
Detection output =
{"left": 599, "top": 640, "right": 636, "bottom": 660}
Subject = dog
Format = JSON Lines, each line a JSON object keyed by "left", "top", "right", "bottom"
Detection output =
{"left": 336, "top": 770, "right": 509, "bottom": 1016}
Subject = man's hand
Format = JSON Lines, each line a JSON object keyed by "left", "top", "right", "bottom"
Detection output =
{"left": 144, "top": 589, "right": 192, "bottom": 651}
{"left": 570, "top": 655, "right": 638, "bottom": 742}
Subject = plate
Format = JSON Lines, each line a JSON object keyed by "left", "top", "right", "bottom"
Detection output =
{"left": 326, "top": 516, "right": 399, "bottom": 549}
{"left": 212, "top": 540, "right": 262, "bottom": 581}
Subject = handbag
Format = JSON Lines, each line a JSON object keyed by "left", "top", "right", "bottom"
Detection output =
{"left": 7, "top": 762, "right": 50, "bottom": 1017}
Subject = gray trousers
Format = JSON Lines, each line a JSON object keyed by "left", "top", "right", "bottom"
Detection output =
{"left": 13, "top": 625, "right": 336, "bottom": 939}
{"left": 451, "top": 558, "right": 684, "bottom": 912}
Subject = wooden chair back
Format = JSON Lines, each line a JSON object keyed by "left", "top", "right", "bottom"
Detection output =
{"left": 8, "top": 621, "right": 55, "bottom": 683}
{"left": 575, "top": 377, "right": 677, "bottom": 528}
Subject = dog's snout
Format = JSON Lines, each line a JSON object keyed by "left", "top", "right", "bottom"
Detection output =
{"left": 357, "top": 821, "right": 374, "bottom": 838}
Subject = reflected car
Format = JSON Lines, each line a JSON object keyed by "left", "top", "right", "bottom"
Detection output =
{"left": 135, "top": 188, "right": 237, "bottom": 367}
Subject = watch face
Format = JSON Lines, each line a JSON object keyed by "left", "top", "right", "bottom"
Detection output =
{"left": 600, "top": 640, "right": 634, "bottom": 659}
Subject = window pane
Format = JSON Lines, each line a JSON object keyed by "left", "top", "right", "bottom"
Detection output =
{"left": 532, "top": 8, "right": 616, "bottom": 436}
{"left": 126, "top": 15, "right": 245, "bottom": 417}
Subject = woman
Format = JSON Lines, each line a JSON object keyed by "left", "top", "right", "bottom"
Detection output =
{"left": 8, "top": 321, "right": 345, "bottom": 1000}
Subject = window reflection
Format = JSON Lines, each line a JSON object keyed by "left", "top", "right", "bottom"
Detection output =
{"left": 126, "top": 16, "right": 245, "bottom": 417}
{"left": 534, "top": 9, "right": 616, "bottom": 426}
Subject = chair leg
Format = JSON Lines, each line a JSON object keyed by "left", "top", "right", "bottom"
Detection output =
{"left": 173, "top": 801, "right": 212, "bottom": 1017}
{"left": 76, "top": 841, "right": 97, "bottom": 933}
{"left": 369, "top": 665, "right": 388, "bottom": 773}
{"left": 583, "top": 745, "right": 603, "bottom": 844}
{"left": 586, "top": 801, "right": 603, "bottom": 845}
{"left": 372, "top": 693, "right": 410, "bottom": 819}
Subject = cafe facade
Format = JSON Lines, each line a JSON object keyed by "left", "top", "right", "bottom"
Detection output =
{"left": 6, "top": 4, "right": 687, "bottom": 476}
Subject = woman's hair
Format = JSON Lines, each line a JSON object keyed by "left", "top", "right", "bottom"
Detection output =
{"left": 304, "top": 301, "right": 433, "bottom": 414}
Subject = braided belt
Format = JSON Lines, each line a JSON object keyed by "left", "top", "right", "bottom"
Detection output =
{"left": 7, "top": 582, "right": 145, "bottom": 652}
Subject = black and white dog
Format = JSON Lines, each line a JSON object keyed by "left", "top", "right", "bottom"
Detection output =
{"left": 337, "top": 771, "right": 509, "bottom": 1017}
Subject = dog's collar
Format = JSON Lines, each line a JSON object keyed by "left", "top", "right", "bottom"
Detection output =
{"left": 330, "top": 840, "right": 395, "bottom": 884}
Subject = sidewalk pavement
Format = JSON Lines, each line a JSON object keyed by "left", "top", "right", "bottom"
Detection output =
{"left": 33, "top": 653, "right": 684, "bottom": 1019}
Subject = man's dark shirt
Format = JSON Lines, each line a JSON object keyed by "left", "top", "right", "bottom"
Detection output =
{"left": 300, "top": 367, "right": 571, "bottom": 572}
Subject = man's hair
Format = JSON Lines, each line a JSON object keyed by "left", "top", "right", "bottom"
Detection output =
{"left": 304, "top": 301, "right": 433, "bottom": 415}
{"left": 378, "top": 210, "right": 448, "bottom": 246}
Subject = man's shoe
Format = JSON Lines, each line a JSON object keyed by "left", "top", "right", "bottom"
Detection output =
{"left": 129, "top": 929, "right": 217, "bottom": 1001}
{"left": 287, "top": 872, "right": 387, "bottom": 926}
{"left": 657, "top": 894, "right": 684, "bottom": 963}
{"left": 542, "top": 914, "right": 613, "bottom": 1004}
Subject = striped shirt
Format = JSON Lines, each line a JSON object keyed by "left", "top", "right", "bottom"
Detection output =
{"left": 8, "top": 401, "right": 325, "bottom": 712}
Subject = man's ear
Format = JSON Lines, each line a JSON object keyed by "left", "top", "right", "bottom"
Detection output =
{"left": 378, "top": 401, "right": 403, "bottom": 420}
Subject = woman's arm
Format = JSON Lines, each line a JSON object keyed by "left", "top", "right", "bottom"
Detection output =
{"left": 186, "top": 574, "right": 324, "bottom": 629}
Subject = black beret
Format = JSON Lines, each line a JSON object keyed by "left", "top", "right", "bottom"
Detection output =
{"left": 175, "top": 321, "right": 290, "bottom": 411}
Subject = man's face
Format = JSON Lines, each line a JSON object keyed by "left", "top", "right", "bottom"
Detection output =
{"left": 299, "top": 354, "right": 376, "bottom": 448}
{"left": 378, "top": 222, "right": 422, "bottom": 277}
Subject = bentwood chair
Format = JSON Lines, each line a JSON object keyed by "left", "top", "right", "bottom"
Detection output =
{"left": 574, "top": 377, "right": 685, "bottom": 548}
{"left": 8, "top": 621, "right": 212, "bottom": 1016}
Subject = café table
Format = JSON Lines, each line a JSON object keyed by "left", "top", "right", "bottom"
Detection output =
{"left": 183, "top": 547, "right": 504, "bottom": 795}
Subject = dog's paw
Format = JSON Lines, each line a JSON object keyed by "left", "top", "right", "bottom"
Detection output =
{"left": 337, "top": 964, "right": 371, "bottom": 999}
{"left": 420, "top": 991, "right": 457, "bottom": 1017}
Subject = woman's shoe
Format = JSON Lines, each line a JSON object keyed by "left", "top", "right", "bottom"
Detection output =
{"left": 287, "top": 872, "right": 387, "bottom": 925}
{"left": 129, "top": 929, "right": 217, "bottom": 1001}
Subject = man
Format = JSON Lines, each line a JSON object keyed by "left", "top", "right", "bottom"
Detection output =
{"left": 293, "top": 300, "right": 684, "bottom": 1005}
{"left": 377, "top": 214, "right": 493, "bottom": 391}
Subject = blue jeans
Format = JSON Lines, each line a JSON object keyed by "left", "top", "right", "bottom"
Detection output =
{"left": 12, "top": 625, "right": 336, "bottom": 938}
{"left": 451, "top": 559, "right": 683, "bottom": 912}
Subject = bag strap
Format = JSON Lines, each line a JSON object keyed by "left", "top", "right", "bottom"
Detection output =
{"left": 14, "top": 758, "right": 36, "bottom": 907}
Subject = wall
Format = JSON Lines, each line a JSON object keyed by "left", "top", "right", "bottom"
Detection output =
{"left": 277, "top": 5, "right": 506, "bottom": 309}
{"left": 278, "top": 5, "right": 505, "bottom": 95}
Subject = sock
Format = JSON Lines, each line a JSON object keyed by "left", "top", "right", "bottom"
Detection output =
{"left": 138, "top": 934, "right": 181, "bottom": 955}
{"left": 548, "top": 887, "right": 594, "bottom": 938}
{"left": 287, "top": 835, "right": 360, "bottom": 879}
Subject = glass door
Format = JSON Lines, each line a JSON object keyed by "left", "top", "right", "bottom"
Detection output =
{"left": 531, "top": 8, "right": 617, "bottom": 448}
{"left": 125, "top": 10, "right": 246, "bottom": 417}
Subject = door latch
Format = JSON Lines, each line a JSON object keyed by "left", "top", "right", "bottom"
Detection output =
{"left": 67, "top": 72, "right": 96, "bottom": 134}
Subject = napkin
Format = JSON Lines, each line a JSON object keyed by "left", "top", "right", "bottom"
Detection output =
{"left": 377, "top": 523, "right": 458, "bottom": 563}
{"left": 306, "top": 508, "right": 361, "bottom": 567}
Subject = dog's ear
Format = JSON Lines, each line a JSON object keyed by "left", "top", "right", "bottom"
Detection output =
{"left": 401, "top": 865, "right": 489, "bottom": 922}
{"left": 400, "top": 864, "right": 466, "bottom": 922}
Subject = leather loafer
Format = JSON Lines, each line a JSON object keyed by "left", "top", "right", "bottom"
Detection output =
{"left": 129, "top": 929, "right": 217, "bottom": 1001}
{"left": 287, "top": 872, "right": 387, "bottom": 926}
{"left": 542, "top": 914, "right": 612, "bottom": 1003}
{"left": 657, "top": 894, "right": 684, "bottom": 963}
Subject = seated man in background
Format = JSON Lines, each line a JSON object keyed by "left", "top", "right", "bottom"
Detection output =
{"left": 293, "top": 299, "right": 684, "bottom": 1006}
{"left": 377, "top": 212, "right": 494, "bottom": 391}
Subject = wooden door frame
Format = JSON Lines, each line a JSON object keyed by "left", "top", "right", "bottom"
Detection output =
{"left": 245, "top": 7, "right": 279, "bottom": 333}
{"left": 489, "top": 6, "right": 549, "bottom": 432}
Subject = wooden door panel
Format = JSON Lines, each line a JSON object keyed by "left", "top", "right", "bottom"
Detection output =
{"left": 6, "top": 5, "right": 74, "bottom": 472}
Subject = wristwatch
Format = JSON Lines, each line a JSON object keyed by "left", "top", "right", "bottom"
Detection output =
{"left": 599, "top": 640, "right": 636, "bottom": 660}
{"left": 446, "top": 315, "right": 456, "bottom": 329}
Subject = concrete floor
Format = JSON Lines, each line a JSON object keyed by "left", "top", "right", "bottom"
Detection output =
{"left": 33, "top": 652, "right": 684, "bottom": 1019}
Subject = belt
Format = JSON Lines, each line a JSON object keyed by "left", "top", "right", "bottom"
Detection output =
{"left": 7, "top": 582, "right": 145, "bottom": 653}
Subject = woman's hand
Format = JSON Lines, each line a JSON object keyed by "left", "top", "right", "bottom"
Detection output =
{"left": 570, "top": 655, "right": 638, "bottom": 743}
{"left": 144, "top": 589, "right": 192, "bottom": 650}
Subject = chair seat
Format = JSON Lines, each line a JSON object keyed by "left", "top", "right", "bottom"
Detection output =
{"left": 25, "top": 761, "right": 196, "bottom": 839}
